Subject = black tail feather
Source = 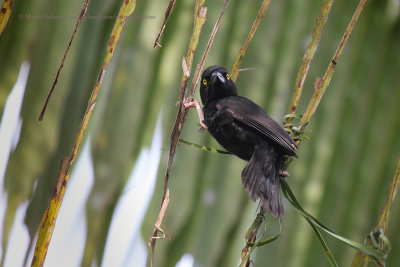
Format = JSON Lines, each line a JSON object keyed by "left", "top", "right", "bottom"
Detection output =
{"left": 241, "top": 146, "right": 284, "bottom": 217}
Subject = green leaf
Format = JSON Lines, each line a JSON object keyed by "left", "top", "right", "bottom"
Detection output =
{"left": 280, "top": 178, "right": 387, "bottom": 261}
{"left": 179, "top": 138, "right": 231, "bottom": 154}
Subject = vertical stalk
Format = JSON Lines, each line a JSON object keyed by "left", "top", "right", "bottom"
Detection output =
{"left": 30, "top": 1, "right": 137, "bottom": 266}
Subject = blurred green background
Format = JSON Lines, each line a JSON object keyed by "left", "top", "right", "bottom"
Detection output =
{"left": 0, "top": 0, "right": 399, "bottom": 266}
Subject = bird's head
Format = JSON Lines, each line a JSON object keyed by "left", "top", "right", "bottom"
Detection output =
{"left": 200, "top": 65, "right": 238, "bottom": 106}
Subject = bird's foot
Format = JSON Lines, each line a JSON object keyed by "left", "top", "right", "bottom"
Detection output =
{"left": 183, "top": 98, "right": 208, "bottom": 130}
{"left": 279, "top": 170, "right": 290, "bottom": 178}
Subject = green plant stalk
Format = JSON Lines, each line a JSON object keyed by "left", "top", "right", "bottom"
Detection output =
{"left": 0, "top": 0, "right": 12, "bottom": 35}
{"left": 352, "top": 154, "right": 400, "bottom": 266}
{"left": 377, "top": 154, "right": 400, "bottom": 233}
{"left": 240, "top": 234, "right": 282, "bottom": 267}
{"left": 230, "top": 0, "right": 271, "bottom": 82}
{"left": 150, "top": 0, "right": 207, "bottom": 261}
{"left": 38, "top": 0, "right": 90, "bottom": 121}
{"left": 188, "top": 0, "right": 230, "bottom": 97}
{"left": 30, "top": 158, "right": 69, "bottom": 267}
{"left": 150, "top": 0, "right": 232, "bottom": 264}
{"left": 298, "top": 0, "right": 367, "bottom": 130}
{"left": 241, "top": 212, "right": 265, "bottom": 265}
{"left": 186, "top": 0, "right": 206, "bottom": 73}
{"left": 160, "top": 0, "right": 207, "bottom": 202}
{"left": 286, "top": 0, "right": 335, "bottom": 125}
{"left": 160, "top": 0, "right": 230, "bottom": 201}
{"left": 153, "top": 0, "right": 177, "bottom": 48}
{"left": 30, "top": 1, "right": 136, "bottom": 266}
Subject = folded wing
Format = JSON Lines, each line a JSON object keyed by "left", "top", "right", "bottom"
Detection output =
{"left": 217, "top": 96, "right": 297, "bottom": 157}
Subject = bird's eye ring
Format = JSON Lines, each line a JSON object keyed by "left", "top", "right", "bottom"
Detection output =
{"left": 226, "top": 73, "right": 230, "bottom": 80}
{"left": 203, "top": 79, "right": 207, "bottom": 85}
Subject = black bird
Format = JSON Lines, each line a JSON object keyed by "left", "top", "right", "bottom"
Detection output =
{"left": 197, "top": 65, "right": 297, "bottom": 217}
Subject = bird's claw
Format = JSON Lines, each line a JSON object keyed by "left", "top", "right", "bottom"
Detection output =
{"left": 183, "top": 100, "right": 194, "bottom": 109}
{"left": 279, "top": 170, "right": 290, "bottom": 178}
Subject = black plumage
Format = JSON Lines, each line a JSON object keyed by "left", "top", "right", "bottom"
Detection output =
{"left": 199, "top": 65, "right": 297, "bottom": 217}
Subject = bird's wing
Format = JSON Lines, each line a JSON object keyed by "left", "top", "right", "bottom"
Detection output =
{"left": 217, "top": 96, "right": 297, "bottom": 156}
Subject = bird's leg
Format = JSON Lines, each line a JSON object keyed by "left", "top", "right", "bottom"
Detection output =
{"left": 279, "top": 170, "right": 290, "bottom": 177}
{"left": 184, "top": 98, "right": 208, "bottom": 130}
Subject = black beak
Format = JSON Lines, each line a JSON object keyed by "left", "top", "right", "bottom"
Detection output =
{"left": 210, "top": 71, "right": 226, "bottom": 85}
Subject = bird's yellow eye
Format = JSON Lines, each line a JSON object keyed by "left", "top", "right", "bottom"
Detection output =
{"left": 226, "top": 73, "right": 230, "bottom": 80}
{"left": 203, "top": 79, "right": 207, "bottom": 85}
